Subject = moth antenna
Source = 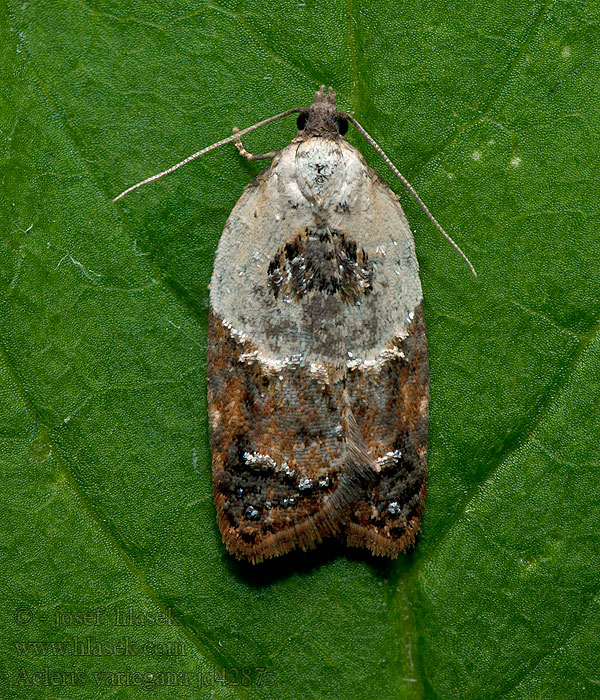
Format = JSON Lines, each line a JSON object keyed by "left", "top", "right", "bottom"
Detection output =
{"left": 113, "top": 108, "right": 305, "bottom": 202}
{"left": 342, "top": 113, "right": 477, "bottom": 277}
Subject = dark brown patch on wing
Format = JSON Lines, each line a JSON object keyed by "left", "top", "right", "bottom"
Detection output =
{"left": 207, "top": 303, "right": 428, "bottom": 563}
{"left": 267, "top": 227, "right": 373, "bottom": 303}
{"left": 207, "top": 309, "right": 347, "bottom": 563}
{"left": 345, "top": 302, "right": 429, "bottom": 556}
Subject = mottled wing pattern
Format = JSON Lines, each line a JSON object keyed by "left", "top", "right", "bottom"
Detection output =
{"left": 207, "top": 136, "right": 429, "bottom": 563}
{"left": 207, "top": 310, "right": 347, "bottom": 562}
{"left": 345, "top": 303, "right": 429, "bottom": 556}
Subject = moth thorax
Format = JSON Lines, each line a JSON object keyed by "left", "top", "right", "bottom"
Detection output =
{"left": 294, "top": 137, "right": 345, "bottom": 207}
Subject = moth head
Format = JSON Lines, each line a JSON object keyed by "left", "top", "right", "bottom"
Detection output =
{"left": 297, "top": 85, "right": 349, "bottom": 138}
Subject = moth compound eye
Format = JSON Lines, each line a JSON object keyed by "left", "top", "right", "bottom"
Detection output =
{"left": 297, "top": 114, "right": 308, "bottom": 130}
{"left": 336, "top": 117, "right": 348, "bottom": 135}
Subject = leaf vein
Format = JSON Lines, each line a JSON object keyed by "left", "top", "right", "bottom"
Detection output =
{"left": 413, "top": 311, "right": 600, "bottom": 575}
{"left": 0, "top": 331, "right": 249, "bottom": 700}
{"left": 492, "top": 582, "right": 600, "bottom": 698}
{"left": 408, "top": 0, "right": 554, "bottom": 181}
{"left": 206, "top": 0, "right": 325, "bottom": 89}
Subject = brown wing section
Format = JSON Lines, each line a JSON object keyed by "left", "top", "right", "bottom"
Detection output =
{"left": 345, "top": 302, "right": 429, "bottom": 556}
{"left": 207, "top": 309, "right": 349, "bottom": 563}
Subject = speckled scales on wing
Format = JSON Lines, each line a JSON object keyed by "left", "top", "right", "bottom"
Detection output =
{"left": 207, "top": 88, "right": 429, "bottom": 562}
{"left": 345, "top": 303, "right": 429, "bottom": 556}
{"left": 207, "top": 308, "right": 347, "bottom": 563}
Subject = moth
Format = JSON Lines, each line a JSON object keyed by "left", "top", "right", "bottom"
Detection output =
{"left": 114, "top": 86, "right": 474, "bottom": 563}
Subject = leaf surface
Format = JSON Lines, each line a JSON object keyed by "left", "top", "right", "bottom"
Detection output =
{"left": 1, "top": 1, "right": 599, "bottom": 697}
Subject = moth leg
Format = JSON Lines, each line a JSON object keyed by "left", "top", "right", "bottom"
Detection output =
{"left": 232, "top": 127, "right": 281, "bottom": 161}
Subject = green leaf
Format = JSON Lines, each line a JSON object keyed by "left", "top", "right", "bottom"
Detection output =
{"left": 1, "top": 0, "right": 599, "bottom": 698}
